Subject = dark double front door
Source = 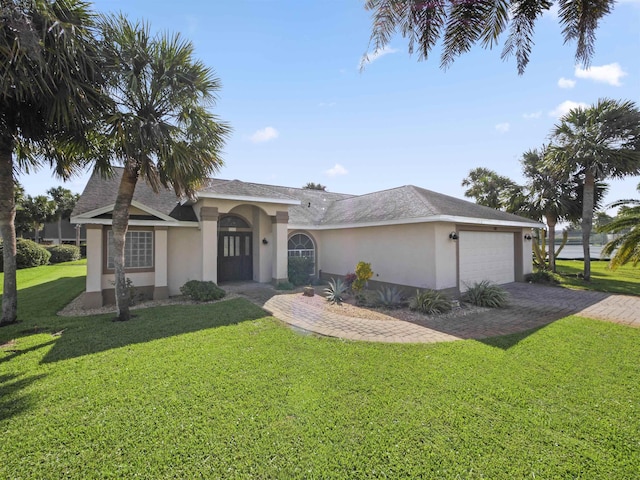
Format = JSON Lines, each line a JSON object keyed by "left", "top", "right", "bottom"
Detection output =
{"left": 218, "top": 232, "right": 253, "bottom": 282}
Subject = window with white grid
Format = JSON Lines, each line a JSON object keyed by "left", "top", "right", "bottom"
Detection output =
{"left": 107, "top": 230, "right": 153, "bottom": 269}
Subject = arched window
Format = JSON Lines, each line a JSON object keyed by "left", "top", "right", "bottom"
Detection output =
{"left": 288, "top": 233, "right": 315, "bottom": 273}
{"left": 219, "top": 215, "right": 250, "bottom": 229}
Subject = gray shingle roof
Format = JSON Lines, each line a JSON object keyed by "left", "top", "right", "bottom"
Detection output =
{"left": 73, "top": 168, "right": 539, "bottom": 227}
{"left": 72, "top": 168, "right": 191, "bottom": 220}
{"left": 318, "top": 185, "right": 535, "bottom": 225}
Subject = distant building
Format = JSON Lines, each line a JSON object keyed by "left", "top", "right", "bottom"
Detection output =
{"left": 41, "top": 218, "right": 86, "bottom": 245}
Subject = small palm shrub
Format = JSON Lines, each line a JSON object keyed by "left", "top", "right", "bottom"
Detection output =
{"left": 462, "top": 280, "right": 509, "bottom": 308}
{"left": 47, "top": 244, "right": 81, "bottom": 263}
{"left": 376, "top": 285, "right": 404, "bottom": 308}
{"left": 180, "top": 280, "right": 226, "bottom": 302}
{"left": 324, "top": 278, "right": 347, "bottom": 305}
{"left": 525, "top": 270, "right": 561, "bottom": 285}
{"left": 409, "top": 289, "right": 452, "bottom": 315}
{"left": 1, "top": 239, "right": 51, "bottom": 271}
{"left": 288, "top": 256, "right": 313, "bottom": 286}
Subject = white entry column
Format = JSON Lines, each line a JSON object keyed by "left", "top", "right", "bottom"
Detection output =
{"left": 84, "top": 224, "right": 103, "bottom": 308}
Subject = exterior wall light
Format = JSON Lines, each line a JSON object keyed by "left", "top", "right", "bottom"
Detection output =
{"left": 262, "top": 238, "right": 269, "bottom": 245}
{"left": 449, "top": 232, "right": 458, "bottom": 240}
{"left": 524, "top": 234, "right": 532, "bottom": 240}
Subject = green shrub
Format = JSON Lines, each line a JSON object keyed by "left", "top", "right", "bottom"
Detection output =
{"left": 275, "top": 281, "right": 295, "bottom": 290}
{"left": 324, "top": 278, "right": 347, "bottom": 305}
{"left": 0, "top": 239, "right": 51, "bottom": 271}
{"left": 180, "top": 280, "right": 226, "bottom": 302}
{"left": 525, "top": 270, "right": 561, "bottom": 285}
{"left": 376, "top": 285, "right": 404, "bottom": 308}
{"left": 462, "top": 280, "right": 509, "bottom": 308}
{"left": 288, "top": 256, "right": 313, "bottom": 286}
{"left": 409, "top": 289, "right": 452, "bottom": 315}
{"left": 47, "top": 244, "right": 81, "bottom": 263}
{"left": 352, "top": 261, "right": 373, "bottom": 292}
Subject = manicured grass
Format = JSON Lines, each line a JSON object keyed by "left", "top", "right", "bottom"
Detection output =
{"left": 555, "top": 259, "right": 640, "bottom": 295}
{"left": 1, "top": 263, "right": 639, "bottom": 478}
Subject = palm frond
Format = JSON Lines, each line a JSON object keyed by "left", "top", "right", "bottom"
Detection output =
{"left": 558, "top": 0, "right": 613, "bottom": 67}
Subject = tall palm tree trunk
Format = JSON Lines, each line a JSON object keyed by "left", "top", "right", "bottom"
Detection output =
{"left": 0, "top": 137, "right": 18, "bottom": 325}
{"left": 581, "top": 172, "right": 596, "bottom": 281}
{"left": 112, "top": 160, "right": 139, "bottom": 321}
{"left": 546, "top": 215, "right": 557, "bottom": 272}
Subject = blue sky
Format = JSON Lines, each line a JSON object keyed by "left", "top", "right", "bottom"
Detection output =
{"left": 19, "top": 0, "right": 640, "bottom": 214}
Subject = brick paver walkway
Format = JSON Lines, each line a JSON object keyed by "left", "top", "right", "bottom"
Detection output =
{"left": 259, "top": 283, "right": 640, "bottom": 344}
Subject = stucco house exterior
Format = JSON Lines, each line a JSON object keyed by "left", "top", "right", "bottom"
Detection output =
{"left": 71, "top": 168, "right": 542, "bottom": 308}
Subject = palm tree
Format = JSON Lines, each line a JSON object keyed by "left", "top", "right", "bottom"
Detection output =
{"left": 519, "top": 148, "right": 579, "bottom": 272}
{"left": 21, "top": 195, "right": 56, "bottom": 244}
{"left": 548, "top": 99, "right": 640, "bottom": 281}
{"left": 519, "top": 147, "right": 608, "bottom": 272}
{"left": 462, "top": 167, "right": 520, "bottom": 209}
{"left": 47, "top": 187, "right": 80, "bottom": 244}
{"left": 364, "top": 0, "right": 615, "bottom": 74}
{"left": 0, "top": 0, "right": 104, "bottom": 325}
{"left": 599, "top": 183, "right": 640, "bottom": 269}
{"left": 96, "top": 15, "right": 230, "bottom": 321}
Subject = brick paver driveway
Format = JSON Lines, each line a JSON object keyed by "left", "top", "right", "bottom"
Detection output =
{"left": 260, "top": 283, "right": 640, "bottom": 344}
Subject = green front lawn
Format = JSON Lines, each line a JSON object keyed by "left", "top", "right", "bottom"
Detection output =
{"left": 1, "top": 262, "right": 639, "bottom": 478}
{"left": 555, "top": 259, "right": 640, "bottom": 295}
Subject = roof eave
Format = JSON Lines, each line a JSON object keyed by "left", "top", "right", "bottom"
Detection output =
{"left": 187, "top": 192, "right": 301, "bottom": 206}
{"left": 290, "top": 215, "right": 543, "bottom": 230}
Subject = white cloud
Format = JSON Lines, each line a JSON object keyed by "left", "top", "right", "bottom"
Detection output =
{"left": 549, "top": 100, "right": 589, "bottom": 118}
{"left": 359, "top": 46, "right": 398, "bottom": 68}
{"left": 495, "top": 123, "right": 510, "bottom": 133}
{"left": 574, "top": 63, "right": 627, "bottom": 86}
{"left": 249, "top": 126, "right": 279, "bottom": 143}
{"left": 523, "top": 111, "right": 542, "bottom": 119}
{"left": 325, "top": 163, "right": 348, "bottom": 176}
{"left": 558, "top": 77, "right": 576, "bottom": 89}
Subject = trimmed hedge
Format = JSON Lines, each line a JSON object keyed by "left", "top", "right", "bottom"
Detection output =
{"left": 47, "top": 244, "right": 81, "bottom": 263}
{"left": 180, "top": 280, "right": 226, "bottom": 302}
{"left": 0, "top": 239, "right": 51, "bottom": 272}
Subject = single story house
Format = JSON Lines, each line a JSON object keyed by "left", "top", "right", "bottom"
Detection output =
{"left": 71, "top": 168, "right": 542, "bottom": 307}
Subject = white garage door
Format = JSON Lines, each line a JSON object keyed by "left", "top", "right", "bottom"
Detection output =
{"left": 458, "top": 231, "right": 514, "bottom": 291}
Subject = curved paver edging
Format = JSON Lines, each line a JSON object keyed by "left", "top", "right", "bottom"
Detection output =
{"left": 263, "top": 283, "right": 640, "bottom": 344}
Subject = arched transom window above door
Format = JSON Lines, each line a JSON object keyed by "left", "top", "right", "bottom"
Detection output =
{"left": 219, "top": 215, "right": 251, "bottom": 231}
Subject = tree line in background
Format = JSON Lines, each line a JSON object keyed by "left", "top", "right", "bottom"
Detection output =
{"left": 12, "top": 184, "right": 79, "bottom": 244}
{"left": 462, "top": 99, "right": 640, "bottom": 276}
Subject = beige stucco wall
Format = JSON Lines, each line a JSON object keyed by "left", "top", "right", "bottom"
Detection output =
{"left": 167, "top": 227, "right": 203, "bottom": 295}
{"left": 522, "top": 228, "right": 534, "bottom": 277}
{"left": 194, "top": 198, "right": 290, "bottom": 218}
{"left": 432, "top": 223, "right": 459, "bottom": 289}
{"left": 101, "top": 271, "right": 155, "bottom": 290}
{"left": 316, "top": 223, "right": 458, "bottom": 290}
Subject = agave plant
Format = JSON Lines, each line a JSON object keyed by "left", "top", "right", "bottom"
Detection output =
{"left": 409, "top": 289, "right": 452, "bottom": 315}
{"left": 376, "top": 285, "right": 404, "bottom": 307}
{"left": 324, "top": 278, "right": 347, "bottom": 305}
{"left": 462, "top": 281, "right": 509, "bottom": 308}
